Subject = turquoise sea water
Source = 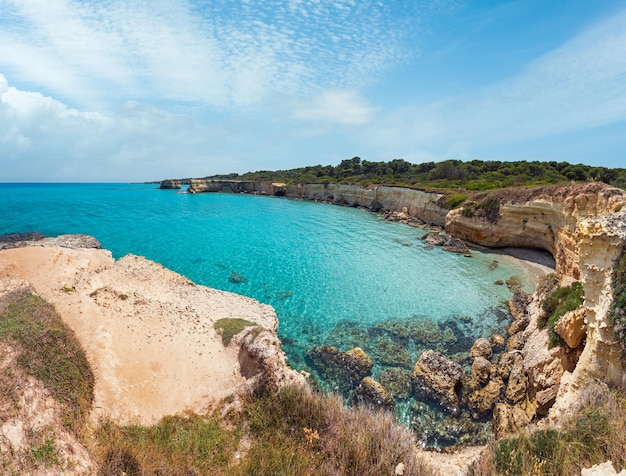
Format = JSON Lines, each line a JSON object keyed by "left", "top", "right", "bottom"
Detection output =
{"left": 0, "top": 183, "right": 532, "bottom": 445}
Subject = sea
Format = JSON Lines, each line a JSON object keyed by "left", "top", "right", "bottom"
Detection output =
{"left": 0, "top": 182, "right": 537, "bottom": 446}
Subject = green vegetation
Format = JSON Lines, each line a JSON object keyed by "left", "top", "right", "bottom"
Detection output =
{"left": 609, "top": 250, "right": 626, "bottom": 355}
{"left": 210, "top": 157, "right": 626, "bottom": 191}
{"left": 470, "top": 383, "right": 626, "bottom": 475}
{"left": 0, "top": 290, "right": 94, "bottom": 431}
{"left": 214, "top": 318, "right": 258, "bottom": 346}
{"left": 95, "top": 413, "right": 238, "bottom": 475}
{"left": 539, "top": 280, "right": 584, "bottom": 347}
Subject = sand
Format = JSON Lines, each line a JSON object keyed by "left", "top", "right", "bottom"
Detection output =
{"left": 0, "top": 245, "right": 277, "bottom": 424}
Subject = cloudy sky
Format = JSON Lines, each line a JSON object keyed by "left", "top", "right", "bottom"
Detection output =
{"left": 1, "top": 0, "right": 625, "bottom": 182}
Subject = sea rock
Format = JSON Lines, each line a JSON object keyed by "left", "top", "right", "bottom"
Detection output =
{"left": 467, "top": 377, "right": 504, "bottom": 419}
{"left": 581, "top": 461, "right": 626, "bottom": 476}
{"left": 507, "top": 288, "right": 531, "bottom": 334}
{"left": 411, "top": 350, "right": 463, "bottom": 415}
{"left": 491, "top": 334, "right": 506, "bottom": 348}
{"left": 497, "top": 351, "right": 520, "bottom": 381}
{"left": 507, "top": 332, "right": 527, "bottom": 351}
{"left": 554, "top": 307, "right": 587, "bottom": 348}
{"left": 469, "top": 338, "right": 493, "bottom": 359}
{"left": 421, "top": 231, "right": 471, "bottom": 255}
{"left": 0, "top": 233, "right": 101, "bottom": 250}
{"left": 306, "top": 346, "right": 373, "bottom": 392}
{"left": 350, "top": 376, "right": 394, "bottom": 411}
{"left": 159, "top": 179, "right": 181, "bottom": 189}
{"left": 379, "top": 368, "right": 412, "bottom": 400}
{"left": 471, "top": 357, "right": 493, "bottom": 385}
{"left": 326, "top": 320, "right": 369, "bottom": 350}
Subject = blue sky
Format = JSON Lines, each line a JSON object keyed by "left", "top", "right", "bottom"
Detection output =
{"left": 1, "top": 0, "right": 625, "bottom": 182}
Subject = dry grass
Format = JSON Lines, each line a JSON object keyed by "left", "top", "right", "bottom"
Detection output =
{"left": 238, "top": 384, "right": 437, "bottom": 476}
{"left": 470, "top": 382, "right": 626, "bottom": 475}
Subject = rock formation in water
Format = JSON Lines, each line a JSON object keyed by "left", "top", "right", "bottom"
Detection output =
{"left": 159, "top": 179, "right": 182, "bottom": 189}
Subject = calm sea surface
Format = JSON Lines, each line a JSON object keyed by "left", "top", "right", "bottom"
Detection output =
{"left": 0, "top": 183, "right": 532, "bottom": 443}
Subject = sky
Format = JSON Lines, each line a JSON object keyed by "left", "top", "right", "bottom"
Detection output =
{"left": 0, "top": 0, "right": 625, "bottom": 182}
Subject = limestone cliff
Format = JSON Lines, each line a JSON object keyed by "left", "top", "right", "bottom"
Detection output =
{"left": 446, "top": 183, "right": 626, "bottom": 279}
{"left": 187, "top": 179, "right": 286, "bottom": 196}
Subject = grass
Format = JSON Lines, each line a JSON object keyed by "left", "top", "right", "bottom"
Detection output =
{"left": 238, "top": 384, "right": 435, "bottom": 476}
{"left": 94, "top": 412, "right": 239, "bottom": 476}
{"left": 214, "top": 318, "right": 258, "bottom": 345}
{"left": 539, "top": 280, "right": 584, "bottom": 347}
{"left": 470, "top": 382, "right": 626, "bottom": 475}
{"left": 0, "top": 289, "right": 94, "bottom": 431}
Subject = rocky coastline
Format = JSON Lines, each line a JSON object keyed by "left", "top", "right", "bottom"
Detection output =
{"left": 160, "top": 178, "right": 626, "bottom": 443}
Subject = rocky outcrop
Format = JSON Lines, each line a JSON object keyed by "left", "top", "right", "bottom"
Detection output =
{"left": 0, "top": 233, "right": 101, "bottom": 250}
{"left": 188, "top": 179, "right": 286, "bottom": 196}
{"left": 306, "top": 346, "right": 373, "bottom": 392}
{"left": 350, "top": 376, "right": 395, "bottom": 411}
{"left": 412, "top": 350, "right": 463, "bottom": 415}
{"left": 159, "top": 179, "right": 181, "bottom": 189}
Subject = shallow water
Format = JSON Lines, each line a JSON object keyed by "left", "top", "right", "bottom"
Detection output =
{"left": 0, "top": 183, "right": 534, "bottom": 446}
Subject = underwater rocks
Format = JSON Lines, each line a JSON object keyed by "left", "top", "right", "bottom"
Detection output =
{"left": 228, "top": 271, "right": 248, "bottom": 284}
{"left": 379, "top": 368, "right": 412, "bottom": 400}
{"left": 306, "top": 346, "right": 373, "bottom": 392}
{"left": 412, "top": 350, "right": 463, "bottom": 415}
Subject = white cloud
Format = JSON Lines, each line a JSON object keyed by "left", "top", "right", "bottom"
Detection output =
{"left": 292, "top": 90, "right": 376, "bottom": 125}
{"left": 0, "top": 0, "right": 423, "bottom": 110}
{"left": 364, "top": 5, "right": 626, "bottom": 160}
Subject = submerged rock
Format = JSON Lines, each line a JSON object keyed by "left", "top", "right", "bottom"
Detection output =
{"left": 228, "top": 271, "right": 248, "bottom": 284}
{"left": 411, "top": 350, "right": 463, "bottom": 415}
{"left": 369, "top": 335, "right": 412, "bottom": 368}
{"left": 379, "top": 368, "right": 412, "bottom": 400}
{"left": 306, "top": 346, "right": 373, "bottom": 392}
{"left": 467, "top": 377, "right": 504, "bottom": 419}
{"left": 469, "top": 338, "right": 493, "bottom": 359}
{"left": 350, "top": 376, "right": 394, "bottom": 411}
{"left": 325, "top": 320, "right": 369, "bottom": 351}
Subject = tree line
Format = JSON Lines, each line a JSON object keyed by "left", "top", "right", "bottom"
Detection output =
{"left": 207, "top": 158, "right": 626, "bottom": 191}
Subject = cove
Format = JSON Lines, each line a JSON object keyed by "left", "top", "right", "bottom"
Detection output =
{"left": 0, "top": 183, "right": 536, "bottom": 446}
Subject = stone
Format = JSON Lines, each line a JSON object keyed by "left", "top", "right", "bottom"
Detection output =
{"left": 379, "top": 368, "right": 412, "bottom": 400}
{"left": 467, "top": 377, "right": 504, "bottom": 419}
{"left": 581, "top": 461, "right": 626, "bottom": 476}
{"left": 471, "top": 357, "right": 493, "bottom": 385}
{"left": 507, "top": 332, "right": 527, "bottom": 351}
{"left": 507, "top": 288, "right": 531, "bottom": 334}
{"left": 505, "top": 358, "right": 528, "bottom": 404}
{"left": 411, "top": 350, "right": 463, "bottom": 415}
{"left": 554, "top": 307, "right": 587, "bottom": 348}
{"left": 351, "top": 376, "right": 394, "bottom": 411}
{"left": 159, "top": 179, "right": 181, "bottom": 189}
{"left": 491, "top": 334, "right": 506, "bottom": 348}
{"left": 492, "top": 402, "right": 533, "bottom": 439}
{"left": 469, "top": 338, "right": 492, "bottom": 359}
{"left": 497, "top": 351, "right": 520, "bottom": 381}
{"left": 306, "top": 346, "right": 373, "bottom": 392}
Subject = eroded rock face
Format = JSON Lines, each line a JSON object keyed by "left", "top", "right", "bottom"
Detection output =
{"left": 412, "top": 350, "right": 463, "bottom": 415}
{"left": 446, "top": 183, "right": 626, "bottom": 279}
{"left": 555, "top": 307, "right": 587, "bottom": 349}
{"left": 159, "top": 179, "right": 181, "bottom": 189}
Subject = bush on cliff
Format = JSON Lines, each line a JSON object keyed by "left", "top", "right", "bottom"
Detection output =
{"left": 609, "top": 251, "right": 626, "bottom": 355}
{"left": 539, "top": 280, "right": 584, "bottom": 347}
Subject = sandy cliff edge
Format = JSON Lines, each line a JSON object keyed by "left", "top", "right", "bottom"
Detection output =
{"left": 0, "top": 244, "right": 279, "bottom": 425}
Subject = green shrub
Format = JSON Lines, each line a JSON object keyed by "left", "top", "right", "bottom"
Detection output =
{"left": 609, "top": 251, "right": 626, "bottom": 355}
{"left": 214, "top": 318, "right": 258, "bottom": 346}
{"left": 539, "top": 281, "right": 584, "bottom": 347}
{"left": 444, "top": 194, "right": 468, "bottom": 209}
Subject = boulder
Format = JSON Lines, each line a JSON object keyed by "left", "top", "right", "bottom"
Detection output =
{"left": 469, "top": 338, "right": 493, "bottom": 359}
{"left": 411, "top": 350, "right": 463, "bottom": 415}
{"left": 471, "top": 357, "right": 493, "bottom": 385}
{"left": 497, "top": 351, "right": 519, "bottom": 381}
{"left": 159, "top": 179, "right": 181, "bottom": 189}
{"left": 507, "top": 288, "right": 531, "bottom": 334}
{"left": 554, "top": 307, "right": 587, "bottom": 348}
{"left": 467, "top": 377, "right": 504, "bottom": 419}
{"left": 306, "top": 346, "right": 373, "bottom": 392}
{"left": 351, "top": 377, "right": 394, "bottom": 411}
{"left": 492, "top": 402, "right": 533, "bottom": 439}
